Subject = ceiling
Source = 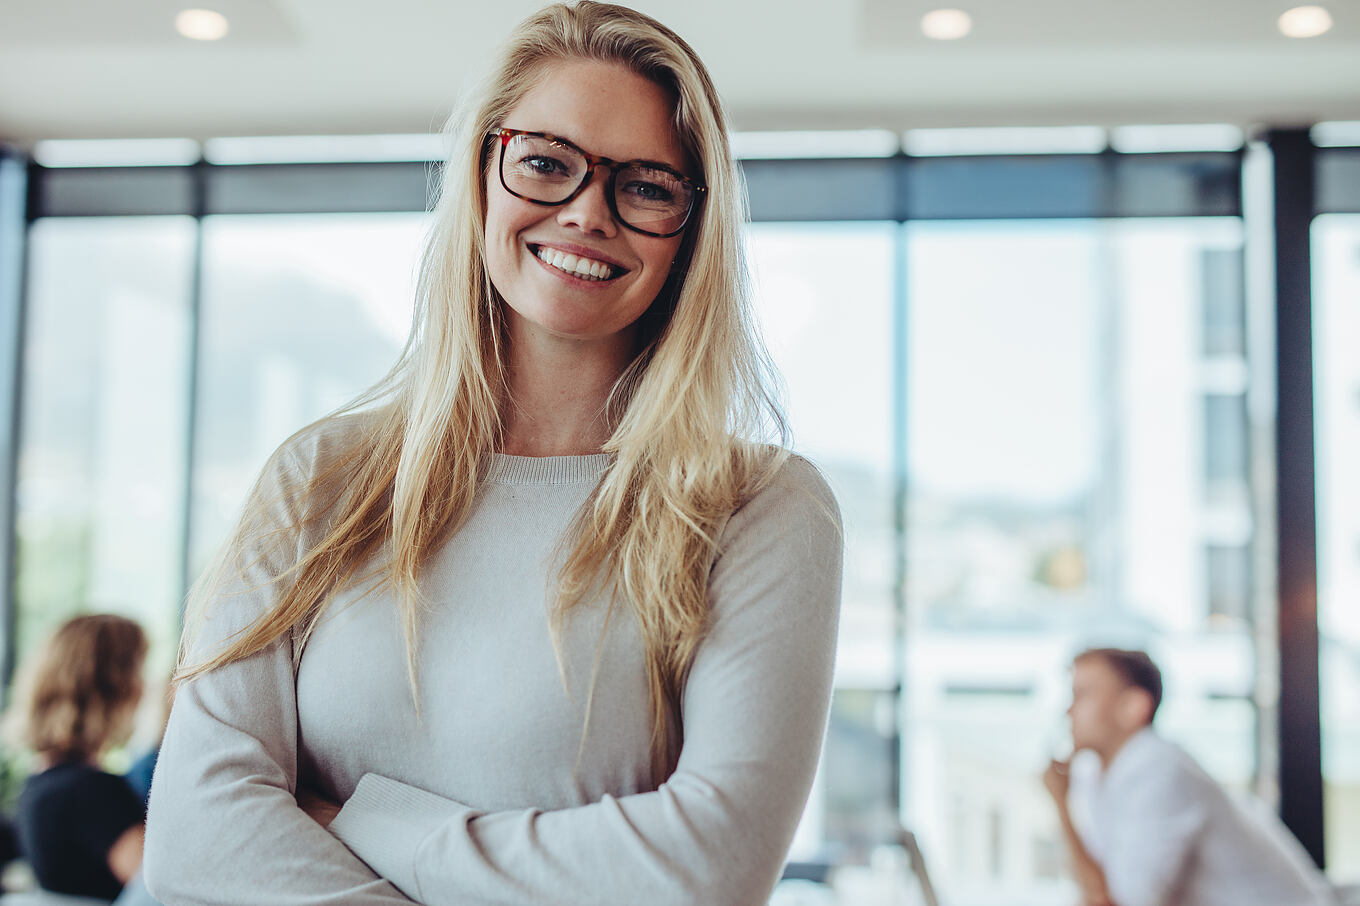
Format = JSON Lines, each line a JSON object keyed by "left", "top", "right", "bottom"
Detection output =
{"left": 1, "top": 0, "right": 1358, "bottom": 145}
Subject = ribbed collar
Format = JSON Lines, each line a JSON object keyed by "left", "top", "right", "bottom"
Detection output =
{"left": 485, "top": 452, "right": 613, "bottom": 485}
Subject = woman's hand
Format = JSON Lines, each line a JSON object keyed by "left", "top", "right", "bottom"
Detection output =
{"left": 297, "top": 787, "right": 343, "bottom": 828}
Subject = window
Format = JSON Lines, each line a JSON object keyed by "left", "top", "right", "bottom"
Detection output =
{"left": 16, "top": 217, "right": 195, "bottom": 675}
{"left": 189, "top": 213, "right": 425, "bottom": 571}
{"left": 1314, "top": 213, "right": 1360, "bottom": 882}
{"left": 746, "top": 222, "right": 898, "bottom": 860}
{"left": 903, "top": 218, "right": 1257, "bottom": 904}
{"left": 1206, "top": 544, "right": 1251, "bottom": 623}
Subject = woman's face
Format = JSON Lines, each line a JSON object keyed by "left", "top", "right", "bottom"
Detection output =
{"left": 484, "top": 58, "right": 690, "bottom": 358}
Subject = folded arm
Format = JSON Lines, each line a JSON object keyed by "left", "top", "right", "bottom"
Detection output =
{"left": 328, "top": 460, "right": 844, "bottom": 906}
{"left": 143, "top": 445, "right": 412, "bottom": 906}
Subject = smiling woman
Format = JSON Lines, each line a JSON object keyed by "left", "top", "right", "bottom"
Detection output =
{"left": 141, "top": 3, "right": 843, "bottom": 906}
{"left": 482, "top": 59, "right": 690, "bottom": 381}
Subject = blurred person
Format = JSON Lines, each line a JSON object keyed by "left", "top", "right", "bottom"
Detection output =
{"left": 1043, "top": 647, "right": 1335, "bottom": 906}
{"left": 144, "top": 2, "right": 843, "bottom": 904}
{"left": 122, "top": 674, "right": 174, "bottom": 808}
{"left": 13, "top": 614, "right": 161, "bottom": 905}
{"left": 120, "top": 746, "right": 155, "bottom": 811}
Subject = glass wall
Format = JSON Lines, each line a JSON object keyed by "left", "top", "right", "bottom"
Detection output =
{"left": 8, "top": 136, "right": 1357, "bottom": 899}
{"left": 1314, "top": 213, "right": 1360, "bottom": 883}
{"left": 747, "top": 222, "right": 899, "bottom": 860}
{"left": 747, "top": 214, "right": 1264, "bottom": 904}
{"left": 190, "top": 214, "right": 423, "bottom": 572}
{"left": 16, "top": 217, "right": 196, "bottom": 677}
{"left": 902, "top": 218, "right": 1256, "bottom": 904}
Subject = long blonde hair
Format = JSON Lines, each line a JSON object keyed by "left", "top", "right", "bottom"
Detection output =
{"left": 179, "top": 1, "right": 787, "bottom": 782}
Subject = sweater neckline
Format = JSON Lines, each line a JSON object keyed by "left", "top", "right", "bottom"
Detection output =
{"left": 486, "top": 452, "right": 612, "bottom": 485}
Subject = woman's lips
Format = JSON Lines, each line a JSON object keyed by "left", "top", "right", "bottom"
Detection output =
{"left": 529, "top": 242, "right": 628, "bottom": 281}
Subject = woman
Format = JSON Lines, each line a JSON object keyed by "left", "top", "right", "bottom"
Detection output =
{"left": 15, "top": 614, "right": 149, "bottom": 902}
{"left": 144, "top": 3, "right": 842, "bottom": 904}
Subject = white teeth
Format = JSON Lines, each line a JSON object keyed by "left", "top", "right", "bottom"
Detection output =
{"left": 534, "top": 246, "right": 616, "bottom": 281}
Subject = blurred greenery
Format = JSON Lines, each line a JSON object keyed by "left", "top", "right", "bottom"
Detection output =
{"left": 14, "top": 518, "right": 91, "bottom": 662}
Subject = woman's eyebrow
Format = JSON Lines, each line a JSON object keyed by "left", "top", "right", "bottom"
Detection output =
{"left": 568, "top": 131, "right": 684, "bottom": 168}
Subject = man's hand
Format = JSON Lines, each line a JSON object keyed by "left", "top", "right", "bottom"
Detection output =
{"left": 1043, "top": 758, "right": 1071, "bottom": 804}
{"left": 297, "top": 787, "right": 342, "bottom": 829}
{"left": 1042, "top": 758, "right": 1117, "bottom": 906}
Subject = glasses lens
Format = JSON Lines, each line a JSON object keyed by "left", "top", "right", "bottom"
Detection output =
{"left": 501, "top": 134, "right": 587, "bottom": 203}
{"left": 614, "top": 164, "right": 693, "bottom": 235}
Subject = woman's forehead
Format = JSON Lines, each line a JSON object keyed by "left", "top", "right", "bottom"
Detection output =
{"left": 504, "top": 58, "right": 687, "bottom": 170}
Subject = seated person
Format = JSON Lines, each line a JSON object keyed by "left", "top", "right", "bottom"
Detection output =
{"left": 13, "top": 614, "right": 152, "bottom": 902}
{"left": 123, "top": 679, "right": 173, "bottom": 808}
{"left": 122, "top": 750, "right": 156, "bottom": 811}
{"left": 1043, "top": 647, "right": 1335, "bottom": 906}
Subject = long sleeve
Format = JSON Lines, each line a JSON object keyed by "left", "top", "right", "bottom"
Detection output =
{"left": 143, "top": 441, "right": 412, "bottom": 906}
{"left": 1091, "top": 756, "right": 1207, "bottom": 906}
{"left": 328, "top": 457, "right": 843, "bottom": 906}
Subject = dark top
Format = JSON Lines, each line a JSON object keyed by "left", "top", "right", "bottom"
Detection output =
{"left": 16, "top": 761, "right": 143, "bottom": 899}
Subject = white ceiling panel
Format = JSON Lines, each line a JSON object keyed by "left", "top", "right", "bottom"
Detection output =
{"left": 0, "top": 0, "right": 1357, "bottom": 142}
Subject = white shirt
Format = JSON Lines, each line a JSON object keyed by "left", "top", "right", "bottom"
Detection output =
{"left": 1069, "top": 727, "right": 1336, "bottom": 906}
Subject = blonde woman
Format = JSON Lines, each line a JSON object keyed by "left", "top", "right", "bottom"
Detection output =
{"left": 144, "top": 3, "right": 842, "bottom": 904}
{"left": 15, "top": 615, "right": 149, "bottom": 902}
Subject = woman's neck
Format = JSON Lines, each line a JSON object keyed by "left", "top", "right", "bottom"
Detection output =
{"left": 499, "top": 322, "right": 635, "bottom": 457}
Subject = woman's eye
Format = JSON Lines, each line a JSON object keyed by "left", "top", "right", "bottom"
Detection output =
{"left": 623, "top": 181, "right": 675, "bottom": 203}
{"left": 511, "top": 153, "right": 573, "bottom": 178}
{"left": 522, "top": 156, "right": 568, "bottom": 176}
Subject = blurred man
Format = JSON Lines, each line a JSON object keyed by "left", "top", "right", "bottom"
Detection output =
{"left": 1043, "top": 648, "right": 1335, "bottom": 906}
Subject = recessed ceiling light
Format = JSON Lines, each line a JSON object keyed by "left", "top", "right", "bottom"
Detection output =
{"left": 921, "top": 9, "right": 972, "bottom": 41}
{"left": 1277, "top": 5, "right": 1332, "bottom": 38}
{"left": 176, "top": 9, "right": 230, "bottom": 41}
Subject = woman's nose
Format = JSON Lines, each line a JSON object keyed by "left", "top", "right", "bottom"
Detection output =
{"left": 557, "top": 166, "right": 617, "bottom": 236}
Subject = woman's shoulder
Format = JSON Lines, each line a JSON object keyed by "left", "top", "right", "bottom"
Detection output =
{"left": 770, "top": 451, "right": 838, "bottom": 504}
{"left": 725, "top": 450, "right": 842, "bottom": 545}
{"left": 247, "top": 409, "right": 389, "bottom": 508}
{"left": 706, "top": 451, "right": 844, "bottom": 622}
{"left": 271, "top": 408, "right": 388, "bottom": 479}
{"left": 241, "top": 408, "right": 391, "bottom": 536}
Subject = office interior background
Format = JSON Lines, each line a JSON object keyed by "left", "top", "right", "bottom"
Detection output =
{"left": 1, "top": 0, "right": 1358, "bottom": 902}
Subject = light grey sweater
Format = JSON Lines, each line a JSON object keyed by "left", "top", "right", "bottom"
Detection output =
{"left": 144, "top": 419, "right": 843, "bottom": 906}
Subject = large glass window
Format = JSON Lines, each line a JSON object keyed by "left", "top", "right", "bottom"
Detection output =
{"left": 1314, "top": 213, "right": 1360, "bottom": 883}
{"left": 23, "top": 146, "right": 1352, "bottom": 901}
{"left": 15, "top": 217, "right": 196, "bottom": 676}
{"left": 747, "top": 222, "right": 899, "bottom": 861}
{"left": 903, "top": 218, "right": 1256, "bottom": 904}
{"left": 190, "top": 213, "right": 425, "bottom": 570}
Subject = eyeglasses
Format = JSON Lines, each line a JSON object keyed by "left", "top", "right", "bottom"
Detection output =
{"left": 490, "top": 128, "right": 706, "bottom": 238}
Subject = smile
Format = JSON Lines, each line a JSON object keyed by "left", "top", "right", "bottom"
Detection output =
{"left": 531, "top": 244, "right": 623, "bottom": 282}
